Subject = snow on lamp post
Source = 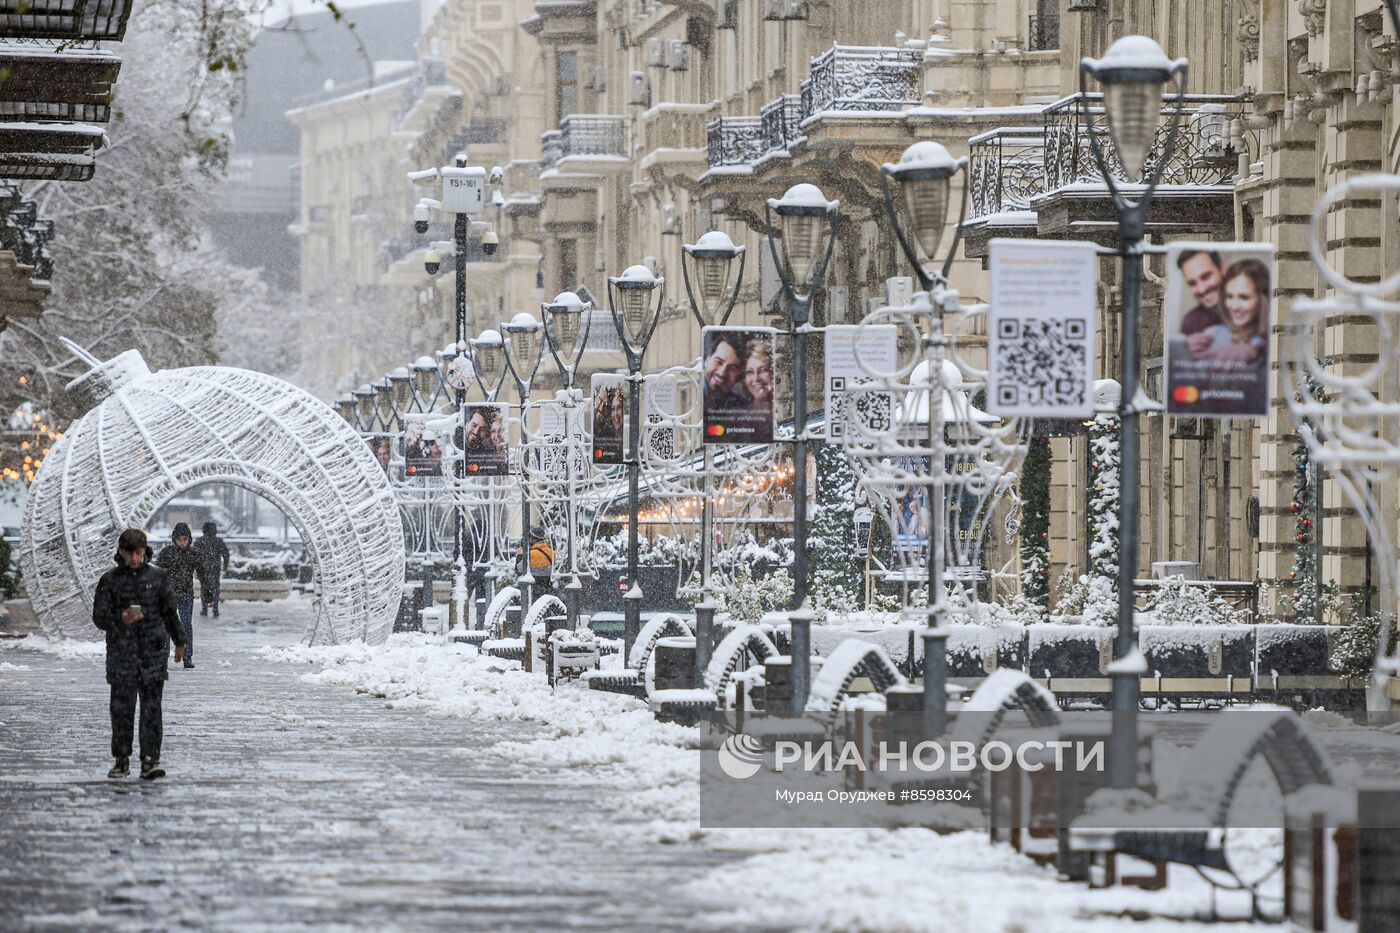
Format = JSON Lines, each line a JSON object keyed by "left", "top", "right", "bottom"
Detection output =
{"left": 680, "top": 229, "right": 747, "bottom": 681}
{"left": 543, "top": 290, "right": 595, "bottom": 629}
{"left": 607, "top": 263, "right": 664, "bottom": 655}
{"left": 765, "top": 183, "right": 838, "bottom": 712}
{"left": 503, "top": 311, "right": 545, "bottom": 608}
{"left": 353, "top": 384, "right": 376, "bottom": 433}
{"left": 411, "top": 356, "right": 439, "bottom": 412}
{"left": 1081, "top": 35, "right": 1188, "bottom": 790}
{"left": 880, "top": 140, "right": 967, "bottom": 293}
{"left": 470, "top": 329, "right": 508, "bottom": 401}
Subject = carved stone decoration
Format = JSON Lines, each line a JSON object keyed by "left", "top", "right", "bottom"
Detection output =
{"left": 1237, "top": 10, "right": 1260, "bottom": 63}
{"left": 1299, "top": 0, "right": 1326, "bottom": 39}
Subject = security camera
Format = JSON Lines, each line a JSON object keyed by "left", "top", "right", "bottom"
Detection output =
{"left": 489, "top": 165, "right": 504, "bottom": 187}
{"left": 413, "top": 203, "right": 431, "bottom": 235}
{"left": 424, "top": 249, "right": 441, "bottom": 275}
{"left": 481, "top": 229, "right": 499, "bottom": 257}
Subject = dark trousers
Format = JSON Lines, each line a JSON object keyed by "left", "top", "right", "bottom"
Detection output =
{"left": 110, "top": 679, "right": 164, "bottom": 762}
{"left": 177, "top": 598, "right": 194, "bottom": 662}
{"left": 200, "top": 577, "right": 221, "bottom": 615}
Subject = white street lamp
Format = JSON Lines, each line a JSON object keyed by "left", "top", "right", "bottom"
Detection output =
{"left": 681, "top": 230, "right": 745, "bottom": 328}
{"left": 1081, "top": 35, "right": 1187, "bottom": 185}
{"left": 882, "top": 140, "right": 967, "bottom": 290}
{"left": 543, "top": 290, "right": 592, "bottom": 388}
{"left": 471, "top": 329, "right": 508, "bottom": 400}
{"left": 766, "top": 183, "right": 838, "bottom": 301}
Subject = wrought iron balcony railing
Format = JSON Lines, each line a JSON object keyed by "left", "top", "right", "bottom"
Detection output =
{"left": 800, "top": 44, "right": 922, "bottom": 120}
{"left": 706, "top": 115, "right": 763, "bottom": 169}
{"left": 559, "top": 114, "right": 627, "bottom": 158}
{"left": 0, "top": 0, "right": 134, "bottom": 41}
{"left": 540, "top": 129, "right": 563, "bottom": 170}
{"left": 967, "top": 127, "right": 1045, "bottom": 221}
{"left": 0, "top": 183, "right": 54, "bottom": 281}
{"left": 393, "top": 60, "right": 454, "bottom": 129}
{"left": 1042, "top": 92, "right": 1248, "bottom": 193}
{"left": 1027, "top": 13, "right": 1059, "bottom": 51}
{"left": 760, "top": 94, "right": 804, "bottom": 156}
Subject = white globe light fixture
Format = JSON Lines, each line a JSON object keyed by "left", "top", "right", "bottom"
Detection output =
{"left": 882, "top": 140, "right": 967, "bottom": 289}
{"left": 766, "top": 183, "right": 838, "bottom": 301}
{"left": 502, "top": 310, "right": 544, "bottom": 387}
{"left": 471, "top": 329, "right": 508, "bottom": 398}
{"left": 543, "top": 290, "right": 593, "bottom": 387}
{"left": 607, "top": 263, "right": 664, "bottom": 357}
{"left": 681, "top": 230, "right": 745, "bottom": 328}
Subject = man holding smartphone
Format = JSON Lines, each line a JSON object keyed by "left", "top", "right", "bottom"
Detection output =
{"left": 92, "top": 528, "right": 186, "bottom": 780}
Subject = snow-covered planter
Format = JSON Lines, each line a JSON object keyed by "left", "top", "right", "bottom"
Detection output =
{"left": 1027, "top": 624, "right": 1113, "bottom": 679}
{"left": 946, "top": 624, "right": 1025, "bottom": 677}
{"left": 1138, "top": 624, "right": 1252, "bottom": 678}
{"left": 1256, "top": 623, "right": 1343, "bottom": 676}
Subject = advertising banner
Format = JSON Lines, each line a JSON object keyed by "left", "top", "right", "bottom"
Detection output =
{"left": 401, "top": 415, "right": 444, "bottom": 478}
{"left": 824, "top": 324, "right": 898, "bottom": 442}
{"left": 591, "top": 373, "right": 627, "bottom": 465}
{"left": 702, "top": 326, "right": 776, "bottom": 444}
{"left": 987, "top": 239, "right": 1098, "bottom": 418}
{"left": 459, "top": 403, "right": 509, "bottom": 476}
{"left": 366, "top": 435, "right": 392, "bottom": 475}
{"left": 1164, "top": 242, "right": 1275, "bottom": 418}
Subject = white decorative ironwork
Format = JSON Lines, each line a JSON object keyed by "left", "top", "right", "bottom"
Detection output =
{"left": 20, "top": 346, "right": 405, "bottom": 644}
{"left": 1286, "top": 173, "right": 1400, "bottom": 709}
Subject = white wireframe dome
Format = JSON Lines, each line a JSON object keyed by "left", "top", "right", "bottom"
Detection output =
{"left": 19, "top": 347, "right": 405, "bottom": 645}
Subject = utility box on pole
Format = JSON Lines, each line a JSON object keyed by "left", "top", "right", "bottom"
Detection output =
{"left": 441, "top": 166, "right": 485, "bottom": 215}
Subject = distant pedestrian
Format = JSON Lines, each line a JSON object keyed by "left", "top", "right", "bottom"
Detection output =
{"left": 92, "top": 528, "right": 185, "bottom": 780}
{"left": 527, "top": 527, "right": 554, "bottom": 594}
{"left": 194, "top": 521, "right": 231, "bottom": 618}
{"left": 157, "top": 522, "right": 200, "bottom": 669}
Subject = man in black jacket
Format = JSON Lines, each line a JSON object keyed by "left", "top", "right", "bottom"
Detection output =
{"left": 157, "top": 522, "right": 200, "bottom": 668}
{"left": 194, "top": 521, "right": 230, "bottom": 618}
{"left": 92, "top": 528, "right": 186, "bottom": 780}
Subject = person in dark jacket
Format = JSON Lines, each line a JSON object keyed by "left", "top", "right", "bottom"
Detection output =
{"left": 194, "top": 521, "right": 231, "bottom": 618}
{"left": 92, "top": 528, "right": 185, "bottom": 780}
{"left": 157, "top": 522, "right": 200, "bottom": 668}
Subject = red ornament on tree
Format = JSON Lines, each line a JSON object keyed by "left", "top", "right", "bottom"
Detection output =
{"left": 1297, "top": 533, "right": 1308, "bottom": 543}
{"left": 1289, "top": 501, "right": 1301, "bottom": 512}
{"left": 1301, "top": 518, "right": 1312, "bottom": 529}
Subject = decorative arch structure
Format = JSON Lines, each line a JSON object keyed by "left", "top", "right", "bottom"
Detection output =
{"left": 952, "top": 669, "right": 1061, "bottom": 751}
{"left": 19, "top": 348, "right": 404, "bottom": 645}
{"left": 628, "top": 613, "right": 693, "bottom": 672}
{"left": 704, "top": 624, "right": 779, "bottom": 695}
{"left": 806, "top": 639, "right": 907, "bottom": 713}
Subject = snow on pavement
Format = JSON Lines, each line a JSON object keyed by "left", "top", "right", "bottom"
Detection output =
{"left": 264, "top": 631, "right": 1270, "bottom": 931}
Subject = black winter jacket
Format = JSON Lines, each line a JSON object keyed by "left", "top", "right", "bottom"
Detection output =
{"left": 194, "top": 532, "right": 230, "bottom": 580}
{"left": 156, "top": 542, "right": 201, "bottom": 600}
{"left": 92, "top": 558, "right": 186, "bottom": 685}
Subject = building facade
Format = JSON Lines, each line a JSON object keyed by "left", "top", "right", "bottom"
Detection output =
{"left": 293, "top": 0, "right": 1400, "bottom": 628}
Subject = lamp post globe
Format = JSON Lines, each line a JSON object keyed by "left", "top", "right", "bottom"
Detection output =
{"left": 503, "top": 311, "right": 543, "bottom": 381}
{"left": 544, "top": 291, "right": 588, "bottom": 359}
{"left": 767, "top": 183, "right": 838, "bottom": 299}
{"left": 609, "top": 263, "right": 662, "bottom": 353}
{"left": 681, "top": 230, "right": 745, "bottom": 328}
{"left": 412, "top": 356, "right": 439, "bottom": 407}
{"left": 884, "top": 141, "right": 964, "bottom": 272}
{"left": 388, "top": 366, "right": 413, "bottom": 415}
{"left": 471, "top": 329, "right": 507, "bottom": 396}
{"left": 1081, "top": 35, "right": 1186, "bottom": 184}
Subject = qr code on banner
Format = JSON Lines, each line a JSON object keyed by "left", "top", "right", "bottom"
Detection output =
{"left": 646, "top": 413, "right": 675, "bottom": 462}
{"left": 992, "top": 317, "right": 1090, "bottom": 411}
{"left": 829, "top": 376, "right": 892, "bottom": 439}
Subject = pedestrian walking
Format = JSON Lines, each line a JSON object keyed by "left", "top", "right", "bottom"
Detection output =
{"left": 92, "top": 528, "right": 186, "bottom": 780}
{"left": 157, "top": 522, "right": 201, "bottom": 668}
{"left": 527, "top": 527, "right": 554, "bottom": 594}
{"left": 194, "top": 520, "right": 231, "bottom": 618}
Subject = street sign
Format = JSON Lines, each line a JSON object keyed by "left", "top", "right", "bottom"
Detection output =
{"left": 987, "top": 238, "right": 1098, "bottom": 418}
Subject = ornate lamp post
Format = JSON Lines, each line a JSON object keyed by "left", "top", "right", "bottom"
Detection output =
{"left": 765, "top": 184, "right": 837, "bottom": 711}
{"left": 1081, "top": 35, "right": 1188, "bottom": 789}
{"left": 502, "top": 311, "right": 545, "bottom": 608}
{"left": 680, "top": 229, "right": 745, "bottom": 681}
{"left": 607, "top": 263, "right": 665, "bottom": 653}
{"left": 881, "top": 139, "right": 969, "bottom": 737}
{"left": 353, "top": 385, "right": 376, "bottom": 433}
{"left": 544, "top": 290, "right": 594, "bottom": 628}
{"left": 411, "top": 356, "right": 439, "bottom": 412}
{"left": 335, "top": 395, "right": 357, "bottom": 425}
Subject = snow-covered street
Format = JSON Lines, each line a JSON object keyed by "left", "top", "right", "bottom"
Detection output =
{"left": 0, "top": 596, "right": 746, "bottom": 931}
{"left": 2, "top": 595, "right": 1269, "bottom": 931}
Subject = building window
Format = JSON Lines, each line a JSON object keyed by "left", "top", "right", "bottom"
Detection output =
{"left": 1029, "top": 0, "right": 1060, "bottom": 51}
{"left": 557, "top": 52, "right": 578, "bottom": 123}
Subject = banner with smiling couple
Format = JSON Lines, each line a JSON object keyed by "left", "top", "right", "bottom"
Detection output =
{"left": 701, "top": 326, "right": 776, "bottom": 444}
{"left": 1164, "top": 242, "right": 1276, "bottom": 418}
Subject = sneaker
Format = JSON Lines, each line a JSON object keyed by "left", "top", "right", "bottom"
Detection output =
{"left": 139, "top": 758, "right": 165, "bottom": 780}
{"left": 184, "top": 660, "right": 194, "bottom": 669}
{"left": 108, "top": 758, "right": 129, "bottom": 779}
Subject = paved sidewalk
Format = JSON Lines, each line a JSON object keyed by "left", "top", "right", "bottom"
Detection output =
{"left": 0, "top": 600, "right": 734, "bottom": 931}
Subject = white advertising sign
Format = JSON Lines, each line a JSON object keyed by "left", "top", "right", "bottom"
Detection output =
{"left": 987, "top": 239, "right": 1098, "bottom": 418}
{"left": 824, "top": 324, "right": 898, "bottom": 442}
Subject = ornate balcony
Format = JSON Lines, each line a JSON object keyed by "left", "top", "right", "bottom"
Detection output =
{"left": 0, "top": 183, "right": 54, "bottom": 319}
{"left": 559, "top": 114, "right": 626, "bottom": 159}
{"left": 706, "top": 115, "right": 763, "bottom": 169}
{"left": 540, "top": 130, "right": 563, "bottom": 170}
{"left": 800, "top": 44, "right": 921, "bottom": 120}
{"left": 1042, "top": 92, "right": 1245, "bottom": 193}
{"left": 640, "top": 102, "right": 710, "bottom": 166}
{"left": 0, "top": 0, "right": 134, "bottom": 41}
{"left": 394, "top": 60, "right": 460, "bottom": 133}
{"left": 0, "top": 43, "right": 121, "bottom": 124}
{"left": 760, "top": 94, "right": 803, "bottom": 157}
{"left": 963, "top": 128, "right": 1044, "bottom": 257}
{"left": 0, "top": 122, "right": 106, "bottom": 181}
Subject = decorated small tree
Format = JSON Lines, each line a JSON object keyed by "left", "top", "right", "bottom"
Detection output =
{"left": 1018, "top": 436, "right": 1051, "bottom": 606}
{"left": 810, "top": 442, "right": 864, "bottom": 620}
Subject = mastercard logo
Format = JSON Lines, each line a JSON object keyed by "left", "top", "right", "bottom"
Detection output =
{"left": 1172, "top": 385, "right": 1199, "bottom": 403}
{"left": 466, "top": 463, "right": 479, "bottom": 473}
{"left": 594, "top": 448, "right": 604, "bottom": 458}
{"left": 706, "top": 424, "right": 725, "bottom": 437}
